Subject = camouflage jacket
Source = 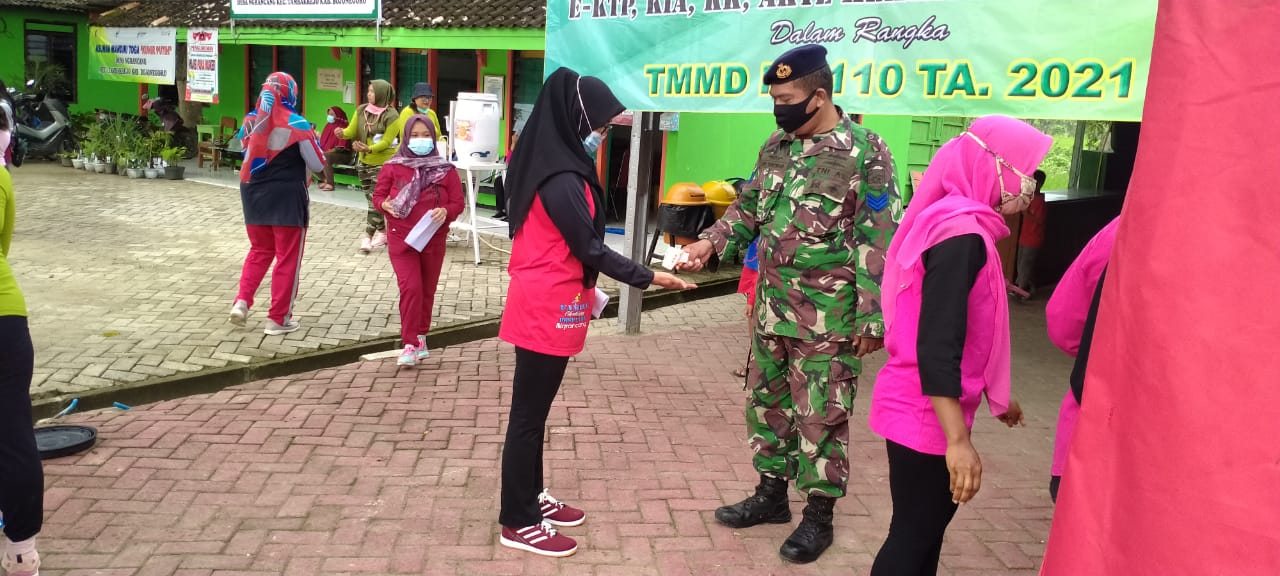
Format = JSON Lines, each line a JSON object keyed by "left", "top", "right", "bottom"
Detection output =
{"left": 701, "top": 115, "right": 903, "bottom": 342}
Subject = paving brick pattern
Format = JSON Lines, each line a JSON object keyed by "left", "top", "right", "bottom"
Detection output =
{"left": 35, "top": 293, "right": 1068, "bottom": 575}
{"left": 9, "top": 164, "right": 730, "bottom": 401}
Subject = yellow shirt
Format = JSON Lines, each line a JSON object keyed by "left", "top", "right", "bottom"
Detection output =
{"left": 0, "top": 167, "right": 26, "bottom": 317}
{"left": 384, "top": 106, "right": 443, "bottom": 151}
{"left": 340, "top": 105, "right": 401, "bottom": 166}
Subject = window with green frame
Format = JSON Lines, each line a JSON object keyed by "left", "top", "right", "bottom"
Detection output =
{"left": 277, "top": 46, "right": 304, "bottom": 112}
{"left": 360, "top": 49, "right": 393, "bottom": 98}
{"left": 397, "top": 50, "right": 429, "bottom": 97}
{"left": 247, "top": 45, "right": 273, "bottom": 110}
{"left": 513, "top": 55, "right": 543, "bottom": 107}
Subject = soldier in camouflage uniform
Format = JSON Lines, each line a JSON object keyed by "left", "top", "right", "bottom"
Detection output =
{"left": 682, "top": 45, "right": 902, "bottom": 564}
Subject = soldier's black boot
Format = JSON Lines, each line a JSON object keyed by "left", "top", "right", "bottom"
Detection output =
{"left": 778, "top": 494, "right": 836, "bottom": 564}
{"left": 714, "top": 475, "right": 791, "bottom": 528}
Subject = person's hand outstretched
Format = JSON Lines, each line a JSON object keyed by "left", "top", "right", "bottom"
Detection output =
{"left": 652, "top": 272, "right": 697, "bottom": 291}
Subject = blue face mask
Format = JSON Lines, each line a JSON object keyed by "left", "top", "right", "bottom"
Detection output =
{"left": 408, "top": 137, "right": 435, "bottom": 156}
{"left": 583, "top": 131, "right": 603, "bottom": 156}
{"left": 326, "top": 114, "right": 335, "bottom": 124}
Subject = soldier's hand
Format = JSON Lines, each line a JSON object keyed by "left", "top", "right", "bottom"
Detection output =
{"left": 679, "top": 240, "right": 714, "bottom": 272}
{"left": 853, "top": 336, "right": 884, "bottom": 357}
{"left": 651, "top": 272, "right": 697, "bottom": 291}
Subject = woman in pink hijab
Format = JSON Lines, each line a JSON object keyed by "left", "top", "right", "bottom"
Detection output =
{"left": 1044, "top": 216, "right": 1119, "bottom": 502}
{"left": 868, "top": 115, "right": 1050, "bottom": 576}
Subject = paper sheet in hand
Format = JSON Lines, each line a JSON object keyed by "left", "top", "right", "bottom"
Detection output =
{"left": 591, "top": 287, "right": 609, "bottom": 319}
{"left": 406, "top": 213, "right": 443, "bottom": 252}
{"left": 662, "top": 249, "right": 689, "bottom": 271}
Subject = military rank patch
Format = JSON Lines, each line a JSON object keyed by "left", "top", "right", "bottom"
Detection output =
{"left": 866, "top": 191, "right": 889, "bottom": 212}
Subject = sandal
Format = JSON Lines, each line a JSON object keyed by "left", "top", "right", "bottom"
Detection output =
{"left": 318, "top": 183, "right": 335, "bottom": 191}
{"left": 731, "top": 367, "right": 749, "bottom": 378}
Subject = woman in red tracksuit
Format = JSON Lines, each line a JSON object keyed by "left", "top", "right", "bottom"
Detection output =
{"left": 372, "top": 114, "right": 464, "bottom": 366}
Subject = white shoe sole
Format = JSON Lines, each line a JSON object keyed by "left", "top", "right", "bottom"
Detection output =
{"left": 229, "top": 309, "right": 247, "bottom": 326}
{"left": 544, "top": 514, "right": 586, "bottom": 528}
{"left": 499, "top": 535, "right": 577, "bottom": 558}
{"left": 264, "top": 325, "right": 300, "bottom": 336}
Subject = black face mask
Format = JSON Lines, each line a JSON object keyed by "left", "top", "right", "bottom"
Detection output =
{"left": 773, "top": 91, "right": 818, "bottom": 134}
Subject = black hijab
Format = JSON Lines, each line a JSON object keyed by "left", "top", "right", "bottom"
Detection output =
{"left": 505, "top": 67, "right": 625, "bottom": 237}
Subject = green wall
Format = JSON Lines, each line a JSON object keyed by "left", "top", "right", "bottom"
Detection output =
{"left": 0, "top": 9, "right": 139, "bottom": 116}
{"left": 662, "top": 113, "right": 775, "bottom": 192}
{"left": 661, "top": 113, "right": 918, "bottom": 200}
{"left": 479, "top": 48, "right": 510, "bottom": 152}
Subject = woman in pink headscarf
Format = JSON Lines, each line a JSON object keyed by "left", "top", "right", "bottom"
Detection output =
{"left": 1044, "top": 216, "right": 1119, "bottom": 502}
{"left": 868, "top": 115, "right": 1050, "bottom": 576}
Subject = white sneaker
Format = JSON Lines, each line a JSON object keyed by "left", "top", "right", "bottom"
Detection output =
{"left": 359, "top": 236, "right": 373, "bottom": 254}
{"left": 2, "top": 550, "right": 41, "bottom": 576}
{"left": 264, "top": 319, "right": 300, "bottom": 335}
{"left": 228, "top": 300, "right": 249, "bottom": 326}
{"left": 396, "top": 344, "right": 417, "bottom": 367}
{"left": 370, "top": 231, "right": 388, "bottom": 248}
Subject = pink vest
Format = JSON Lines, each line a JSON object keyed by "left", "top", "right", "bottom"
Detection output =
{"left": 1045, "top": 218, "right": 1117, "bottom": 476}
{"left": 869, "top": 233, "right": 1003, "bottom": 456}
{"left": 499, "top": 185, "right": 598, "bottom": 358}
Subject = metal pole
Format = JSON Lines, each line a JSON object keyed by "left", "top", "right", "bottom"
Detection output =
{"left": 619, "top": 112, "right": 649, "bottom": 334}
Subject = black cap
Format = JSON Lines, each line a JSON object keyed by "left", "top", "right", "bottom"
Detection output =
{"left": 763, "top": 44, "right": 829, "bottom": 86}
{"left": 412, "top": 82, "right": 434, "bottom": 99}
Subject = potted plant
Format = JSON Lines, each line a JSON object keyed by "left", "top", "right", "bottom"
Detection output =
{"left": 71, "top": 153, "right": 85, "bottom": 170}
{"left": 161, "top": 146, "right": 187, "bottom": 180}
{"left": 145, "top": 131, "right": 169, "bottom": 179}
{"left": 58, "top": 151, "right": 75, "bottom": 167}
{"left": 125, "top": 153, "right": 144, "bottom": 178}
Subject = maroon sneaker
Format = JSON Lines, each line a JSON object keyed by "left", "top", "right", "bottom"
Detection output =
{"left": 539, "top": 489, "right": 586, "bottom": 527}
{"left": 500, "top": 522, "right": 578, "bottom": 557}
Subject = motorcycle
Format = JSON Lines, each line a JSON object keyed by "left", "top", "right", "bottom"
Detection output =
{"left": 10, "top": 79, "right": 76, "bottom": 164}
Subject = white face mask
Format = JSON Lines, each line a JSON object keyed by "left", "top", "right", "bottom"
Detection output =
{"left": 407, "top": 137, "right": 435, "bottom": 156}
{"left": 326, "top": 114, "right": 335, "bottom": 124}
{"left": 963, "top": 131, "right": 1037, "bottom": 214}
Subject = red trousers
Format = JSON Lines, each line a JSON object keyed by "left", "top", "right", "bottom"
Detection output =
{"left": 236, "top": 225, "right": 306, "bottom": 324}
{"left": 388, "top": 237, "right": 446, "bottom": 347}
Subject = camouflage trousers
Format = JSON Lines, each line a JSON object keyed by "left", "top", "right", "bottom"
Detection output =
{"left": 746, "top": 333, "right": 859, "bottom": 498}
{"left": 359, "top": 162, "right": 386, "bottom": 236}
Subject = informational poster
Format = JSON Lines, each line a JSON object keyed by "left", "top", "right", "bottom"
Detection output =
{"left": 483, "top": 75, "right": 505, "bottom": 118}
{"left": 546, "top": 0, "right": 1158, "bottom": 120}
{"left": 185, "top": 28, "right": 218, "bottom": 103}
{"left": 317, "top": 69, "right": 343, "bottom": 91}
{"left": 89, "top": 27, "right": 177, "bottom": 84}
{"left": 231, "top": 0, "right": 380, "bottom": 20}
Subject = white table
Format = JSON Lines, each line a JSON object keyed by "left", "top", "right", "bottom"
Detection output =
{"left": 449, "top": 160, "right": 508, "bottom": 265}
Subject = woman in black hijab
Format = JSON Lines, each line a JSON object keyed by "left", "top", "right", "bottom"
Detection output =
{"left": 495, "top": 68, "right": 693, "bottom": 558}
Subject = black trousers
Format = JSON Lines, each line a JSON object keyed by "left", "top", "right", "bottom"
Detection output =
{"left": 0, "top": 316, "right": 43, "bottom": 542}
{"left": 499, "top": 347, "right": 570, "bottom": 528}
{"left": 871, "top": 440, "right": 959, "bottom": 576}
{"left": 493, "top": 175, "right": 508, "bottom": 216}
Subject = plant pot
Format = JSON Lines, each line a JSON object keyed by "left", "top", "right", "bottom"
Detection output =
{"left": 61, "top": 157, "right": 74, "bottom": 167}
{"left": 126, "top": 168, "right": 143, "bottom": 178}
{"left": 164, "top": 165, "right": 185, "bottom": 180}
{"left": 72, "top": 158, "right": 85, "bottom": 169}
{"left": 93, "top": 162, "right": 107, "bottom": 173}
{"left": 145, "top": 168, "right": 160, "bottom": 179}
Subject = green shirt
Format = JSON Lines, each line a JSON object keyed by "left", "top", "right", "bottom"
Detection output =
{"left": 0, "top": 167, "right": 26, "bottom": 317}
{"left": 340, "top": 104, "right": 401, "bottom": 166}
{"left": 701, "top": 116, "right": 902, "bottom": 342}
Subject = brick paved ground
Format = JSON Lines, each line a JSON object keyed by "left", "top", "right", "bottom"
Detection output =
{"left": 9, "top": 163, "right": 728, "bottom": 401}
{"left": 34, "top": 293, "right": 1069, "bottom": 575}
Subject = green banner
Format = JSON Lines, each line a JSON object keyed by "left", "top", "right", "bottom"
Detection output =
{"left": 89, "top": 27, "right": 176, "bottom": 85}
{"left": 546, "top": 0, "right": 1157, "bottom": 120}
